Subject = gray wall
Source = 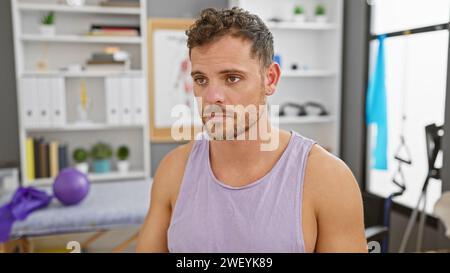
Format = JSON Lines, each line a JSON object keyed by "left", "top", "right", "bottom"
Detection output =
{"left": 0, "top": 0, "right": 19, "bottom": 168}
{"left": 341, "top": 0, "right": 368, "bottom": 186}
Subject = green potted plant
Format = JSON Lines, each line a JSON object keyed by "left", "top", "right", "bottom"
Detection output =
{"left": 293, "top": 5, "right": 306, "bottom": 23}
{"left": 73, "top": 148, "right": 89, "bottom": 174}
{"left": 116, "top": 145, "right": 130, "bottom": 173}
{"left": 315, "top": 4, "right": 327, "bottom": 23}
{"left": 40, "top": 11, "right": 55, "bottom": 36}
{"left": 91, "top": 142, "right": 113, "bottom": 173}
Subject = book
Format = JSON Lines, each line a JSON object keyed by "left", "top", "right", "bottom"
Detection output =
{"left": 39, "top": 141, "right": 49, "bottom": 178}
{"left": 87, "top": 60, "right": 126, "bottom": 65}
{"left": 33, "top": 138, "right": 43, "bottom": 179}
{"left": 90, "top": 24, "right": 140, "bottom": 34}
{"left": 91, "top": 53, "right": 115, "bottom": 62}
{"left": 58, "top": 144, "right": 69, "bottom": 171}
{"left": 99, "top": 0, "right": 140, "bottom": 8}
{"left": 49, "top": 141, "right": 59, "bottom": 178}
{"left": 25, "top": 137, "right": 35, "bottom": 181}
{"left": 88, "top": 29, "right": 139, "bottom": 37}
{"left": 85, "top": 62, "right": 128, "bottom": 72}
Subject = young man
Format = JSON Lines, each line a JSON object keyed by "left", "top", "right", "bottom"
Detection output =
{"left": 137, "top": 7, "right": 367, "bottom": 253}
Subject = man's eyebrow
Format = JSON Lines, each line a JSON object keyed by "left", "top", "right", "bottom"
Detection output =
{"left": 218, "top": 69, "right": 247, "bottom": 75}
{"left": 191, "top": 69, "right": 248, "bottom": 77}
{"left": 191, "top": 70, "right": 204, "bottom": 77}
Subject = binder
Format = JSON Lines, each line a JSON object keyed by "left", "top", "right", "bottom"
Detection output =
{"left": 20, "top": 77, "right": 38, "bottom": 128}
{"left": 50, "top": 78, "right": 66, "bottom": 127}
{"left": 49, "top": 141, "right": 59, "bottom": 178}
{"left": 120, "top": 77, "right": 132, "bottom": 124}
{"left": 105, "top": 77, "right": 120, "bottom": 124}
{"left": 36, "top": 78, "right": 52, "bottom": 127}
{"left": 131, "top": 76, "right": 146, "bottom": 124}
{"left": 25, "top": 137, "right": 35, "bottom": 181}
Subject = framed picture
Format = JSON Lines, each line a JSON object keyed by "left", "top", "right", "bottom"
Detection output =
{"left": 148, "top": 18, "right": 202, "bottom": 142}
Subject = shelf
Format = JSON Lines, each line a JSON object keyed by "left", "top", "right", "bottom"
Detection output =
{"left": 27, "top": 170, "right": 147, "bottom": 186}
{"left": 25, "top": 123, "right": 145, "bottom": 132}
{"left": 22, "top": 70, "right": 143, "bottom": 78}
{"left": 21, "top": 34, "right": 142, "bottom": 44}
{"left": 17, "top": 3, "right": 141, "bottom": 15}
{"left": 281, "top": 70, "right": 336, "bottom": 78}
{"left": 266, "top": 22, "right": 338, "bottom": 30}
{"left": 276, "top": 116, "right": 336, "bottom": 125}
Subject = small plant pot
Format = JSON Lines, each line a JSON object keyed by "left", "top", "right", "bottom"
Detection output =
{"left": 117, "top": 160, "right": 130, "bottom": 173}
{"left": 40, "top": 25, "right": 55, "bottom": 36}
{"left": 93, "top": 159, "right": 111, "bottom": 173}
{"left": 75, "top": 162, "right": 89, "bottom": 174}
{"left": 315, "top": 15, "right": 328, "bottom": 24}
{"left": 293, "top": 14, "right": 307, "bottom": 23}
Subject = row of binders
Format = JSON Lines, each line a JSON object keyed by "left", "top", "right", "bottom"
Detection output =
{"left": 21, "top": 77, "right": 66, "bottom": 128}
{"left": 105, "top": 76, "right": 147, "bottom": 125}
{"left": 20, "top": 76, "right": 147, "bottom": 128}
{"left": 25, "top": 137, "right": 69, "bottom": 181}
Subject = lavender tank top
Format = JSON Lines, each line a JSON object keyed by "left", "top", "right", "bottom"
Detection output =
{"left": 167, "top": 131, "right": 316, "bottom": 253}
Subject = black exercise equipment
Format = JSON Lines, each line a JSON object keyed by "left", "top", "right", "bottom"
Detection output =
{"left": 399, "top": 123, "right": 443, "bottom": 252}
{"left": 279, "top": 101, "right": 328, "bottom": 117}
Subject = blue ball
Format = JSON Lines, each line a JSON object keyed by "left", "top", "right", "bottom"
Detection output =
{"left": 53, "top": 168, "right": 90, "bottom": 206}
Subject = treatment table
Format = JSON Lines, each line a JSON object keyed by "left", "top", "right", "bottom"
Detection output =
{"left": 0, "top": 178, "right": 152, "bottom": 253}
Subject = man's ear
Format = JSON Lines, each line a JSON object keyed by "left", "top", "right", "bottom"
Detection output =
{"left": 265, "top": 62, "right": 281, "bottom": 96}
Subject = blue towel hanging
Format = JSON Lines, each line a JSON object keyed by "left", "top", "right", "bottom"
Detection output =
{"left": 366, "top": 35, "right": 388, "bottom": 170}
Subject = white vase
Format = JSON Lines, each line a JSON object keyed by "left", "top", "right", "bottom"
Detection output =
{"left": 75, "top": 162, "right": 89, "bottom": 174}
{"left": 40, "top": 25, "right": 55, "bottom": 36}
{"left": 315, "top": 15, "right": 328, "bottom": 24}
{"left": 117, "top": 161, "right": 130, "bottom": 173}
{"left": 293, "top": 14, "right": 306, "bottom": 23}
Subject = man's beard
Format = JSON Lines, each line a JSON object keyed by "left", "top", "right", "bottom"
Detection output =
{"left": 200, "top": 91, "right": 267, "bottom": 141}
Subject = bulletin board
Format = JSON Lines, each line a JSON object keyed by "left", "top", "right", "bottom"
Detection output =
{"left": 148, "top": 18, "right": 202, "bottom": 142}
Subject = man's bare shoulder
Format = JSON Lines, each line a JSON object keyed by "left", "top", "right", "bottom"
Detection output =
{"left": 154, "top": 140, "right": 195, "bottom": 184}
{"left": 152, "top": 141, "right": 195, "bottom": 204}
{"left": 304, "top": 144, "right": 362, "bottom": 211}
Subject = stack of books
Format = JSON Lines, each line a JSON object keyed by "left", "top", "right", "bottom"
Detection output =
{"left": 85, "top": 47, "right": 130, "bottom": 71}
{"left": 25, "top": 137, "right": 69, "bottom": 181}
{"left": 87, "top": 24, "right": 140, "bottom": 37}
{"left": 100, "top": 0, "right": 140, "bottom": 8}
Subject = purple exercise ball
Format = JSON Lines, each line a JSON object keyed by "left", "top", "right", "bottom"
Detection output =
{"left": 53, "top": 168, "right": 90, "bottom": 206}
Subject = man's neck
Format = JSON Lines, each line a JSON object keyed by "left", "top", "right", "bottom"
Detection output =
{"left": 209, "top": 126, "right": 289, "bottom": 168}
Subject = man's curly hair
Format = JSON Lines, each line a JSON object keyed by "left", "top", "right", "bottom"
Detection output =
{"left": 186, "top": 7, "right": 274, "bottom": 69}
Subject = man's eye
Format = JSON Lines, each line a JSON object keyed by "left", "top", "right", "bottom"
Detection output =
{"left": 227, "top": 76, "right": 240, "bottom": 84}
{"left": 195, "top": 78, "right": 207, "bottom": 85}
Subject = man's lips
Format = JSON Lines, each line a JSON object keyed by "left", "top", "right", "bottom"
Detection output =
{"left": 203, "top": 113, "right": 234, "bottom": 121}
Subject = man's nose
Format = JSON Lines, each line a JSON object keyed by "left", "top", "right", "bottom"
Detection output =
{"left": 204, "top": 83, "right": 225, "bottom": 104}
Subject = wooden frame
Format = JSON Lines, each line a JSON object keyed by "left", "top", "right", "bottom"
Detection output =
{"left": 148, "top": 18, "right": 197, "bottom": 142}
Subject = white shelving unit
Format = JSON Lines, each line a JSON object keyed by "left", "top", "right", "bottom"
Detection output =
{"left": 21, "top": 34, "right": 143, "bottom": 44}
{"left": 17, "top": 2, "right": 141, "bottom": 14}
{"left": 11, "top": 0, "right": 150, "bottom": 186}
{"left": 230, "top": 0, "right": 343, "bottom": 155}
{"left": 23, "top": 70, "right": 143, "bottom": 77}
